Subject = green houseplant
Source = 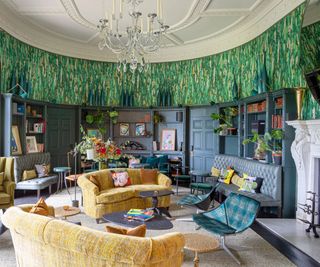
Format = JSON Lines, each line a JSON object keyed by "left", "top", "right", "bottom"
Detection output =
{"left": 242, "top": 129, "right": 284, "bottom": 164}
{"left": 211, "top": 107, "right": 238, "bottom": 135}
{"left": 76, "top": 125, "right": 96, "bottom": 159}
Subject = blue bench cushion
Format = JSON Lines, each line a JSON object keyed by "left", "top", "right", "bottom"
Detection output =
{"left": 15, "top": 175, "right": 58, "bottom": 190}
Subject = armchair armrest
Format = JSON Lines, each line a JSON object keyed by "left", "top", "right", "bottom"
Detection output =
{"left": 77, "top": 176, "right": 99, "bottom": 195}
{"left": 149, "top": 232, "right": 185, "bottom": 262}
{"left": 3, "top": 181, "right": 15, "bottom": 201}
{"left": 157, "top": 173, "right": 172, "bottom": 188}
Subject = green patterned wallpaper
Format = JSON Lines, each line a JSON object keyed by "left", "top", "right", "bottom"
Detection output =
{"left": 300, "top": 20, "right": 320, "bottom": 119}
{"left": 0, "top": 4, "right": 307, "bottom": 108}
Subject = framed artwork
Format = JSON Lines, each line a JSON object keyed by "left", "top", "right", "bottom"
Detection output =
{"left": 11, "top": 125, "right": 22, "bottom": 155}
{"left": 135, "top": 123, "right": 146, "bottom": 136}
{"left": 87, "top": 128, "right": 102, "bottom": 139}
{"left": 120, "top": 123, "right": 130, "bottom": 136}
{"left": 26, "top": 136, "right": 38, "bottom": 153}
{"left": 160, "top": 128, "right": 176, "bottom": 151}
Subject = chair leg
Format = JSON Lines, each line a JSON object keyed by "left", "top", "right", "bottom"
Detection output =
{"left": 37, "top": 189, "right": 40, "bottom": 199}
{"left": 49, "top": 185, "right": 52, "bottom": 195}
{"left": 220, "top": 236, "right": 241, "bottom": 265}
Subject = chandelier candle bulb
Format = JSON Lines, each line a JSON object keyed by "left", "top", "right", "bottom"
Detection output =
{"left": 112, "top": 0, "right": 115, "bottom": 16}
{"left": 119, "top": 0, "right": 123, "bottom": 18}
{"left": 140, "top": 17, "right": 143, "bottom": 32}
{"left": 159, "top": 0, "right": 163, "bottom": 20}
{"left": 157, "top": 0, "right": 160, "bottom": 18}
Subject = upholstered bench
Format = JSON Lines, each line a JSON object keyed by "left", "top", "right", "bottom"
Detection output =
{"left": 14, "top": 153, "right": 58, "bottom": 198}
{"left": 212, "top": 154, "right": 282, "bottom": 216}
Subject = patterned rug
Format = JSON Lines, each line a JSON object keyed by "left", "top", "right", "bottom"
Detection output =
{"left": 0, "top": 186, "right": 295, "bottom": 267}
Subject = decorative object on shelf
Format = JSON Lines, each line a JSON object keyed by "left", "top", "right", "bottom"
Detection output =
{"left": 242, "top": 129, "right": 284, "bottom": 162}
{"left": 298, "top": 191, "right": 320, "bottom": 238}
{"left": 76, "top": 125, "right": 96, "bottom": 157}
{"left": 108, "top": 110, "right": 119, "bottom": 124}
{"left": 144, "top": 113, "right": 151, "bottom": 122}
{"left": 37, "top": 143, "right": 44, "bottom": 153}
{"left": 120, "top": 123, "right": 130, "bottom": 136}
{"left": 160, "top": 128, "right": 176, "bottom": 151}
{"left": 176, "top": 111, "right": 183, "bottom": 122}
{"left": 153, "top": 113, "right": 163, "bottom": 124}
{"left": 152, "top": 141, "right": 158, "bottom": 151}
{"left": 97, "top": 0, "right": 169, "bottom": 73}
{"left": 7, "top": 83, "right": 28, "bottom": 98}
{"left": 295, "top": 87, "right": 306, "bottom": 120}
{"left": 120, "top": 140, "right": 145, "bottom": 150}
{"left": 211, "top": 107, "right": 238, "bottom": 135}
{"left": 85, "top": 110, "right": 107, "bottom": 134}
{"left": 135, "top": 123, "right": 146, "bottom": 136}
{"left": 11, "top": 125, "right": 22, "bottom": 155}
{"left": 87, "top": 129, "right": 102, "bottom": 139}
{"left": 26, "top": 136, "right": 38, "bottom": 153}
{"left": 94, "top": 139, "right": 122, "bottom": 162}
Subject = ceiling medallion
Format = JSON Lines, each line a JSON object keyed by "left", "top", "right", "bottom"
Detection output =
{"left": 97, "top": 0, "right": 169, "bottom": 73}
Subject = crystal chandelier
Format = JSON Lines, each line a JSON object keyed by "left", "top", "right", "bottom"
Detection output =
{"left": 98, "top": 0, "right": 169, "bottom": 73}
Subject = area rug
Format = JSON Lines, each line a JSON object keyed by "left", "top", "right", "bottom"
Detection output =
{"left": 0, "top": 186, "right": 295, "bottom": 267}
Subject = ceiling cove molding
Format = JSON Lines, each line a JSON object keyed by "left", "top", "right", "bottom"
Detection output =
{"left": 0, "top": 0, "right": 306, "bottom": 63}
{"left": 17, "top": 7, "right": 65, "bottom": 16}
{"left": 59, "top": 0, "right": 97, "bottom": 30}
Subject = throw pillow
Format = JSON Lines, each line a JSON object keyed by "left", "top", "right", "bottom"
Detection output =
{"left": 146, "top": 157, "right": 159, "bottom": 169}
{"left": 219, "top": 168, "right": 234, "bottom": 184}
{"left": 211, "top": 167, "right": 220, "bottom": 177}
{"left": 29, "top": 197, "right": 50, "bottom": 216}
{"left": 22, "top": 169, "right": 37, "bottom": 181}
{"left": 111, "top": 171, "right": 131, "bottom": 187}
{"left": 89, "top": 174, "right": 101, "bottom": 190}
{"left": 106, "top": 224, "right": 146, "bottom": 237}
{"left": 231, "top": 173, "right": 244, "bottom": 187}
{"left": 35, "top": 164, "right": 50, "bottom": 178}
{"left": 129, "top": 158, "right": 140, "bottom": 168}
{"left": 239, "top": 176, "right": 264, "bottom": 193}
{"left": 140, "top": 169, "right": 158, "bottom": 184}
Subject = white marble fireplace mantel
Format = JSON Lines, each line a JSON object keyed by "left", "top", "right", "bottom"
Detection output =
{"left": 286, "top": 120, "right": 320, "bottom": 220}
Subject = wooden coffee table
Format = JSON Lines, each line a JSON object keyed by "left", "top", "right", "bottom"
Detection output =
{"left": 55, "top": 206, "right": 81, "bottom": 220}
{"left": 183, "top": 233, "right": 220, "bottom": 267}
{"left": 139, "top": 190, "right": 174, "bottom": 218}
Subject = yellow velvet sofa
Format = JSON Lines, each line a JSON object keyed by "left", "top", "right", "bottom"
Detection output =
{"left": 2, "top": 206, "right": 185, "bottom": 267}
{"left": 77, "top": 168, "right": 172, "bottom": 220}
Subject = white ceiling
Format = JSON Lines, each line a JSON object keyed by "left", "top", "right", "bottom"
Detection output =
{"left": 0, "top": 0, "right": 318, "bottom": 62}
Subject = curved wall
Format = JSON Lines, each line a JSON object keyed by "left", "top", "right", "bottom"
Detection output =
{"left": 0, "top": 4, "right": 308, "bottom": 109}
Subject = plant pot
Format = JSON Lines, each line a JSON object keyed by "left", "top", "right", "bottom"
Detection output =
{"left": 86, "top": 149, "right": 96, "bottom": 160}
{"left": 272, "top": 153, "right": 282, "bottom": 165}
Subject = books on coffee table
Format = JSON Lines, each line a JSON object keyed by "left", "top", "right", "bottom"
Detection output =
{"left": 124, "top": 209, "right": 154, "bottom": 222}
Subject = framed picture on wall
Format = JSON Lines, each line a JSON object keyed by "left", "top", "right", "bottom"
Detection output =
{"left": 11, "top": 125, "right": 22, "bottom": 155}
{"left": 120, "top": 123, "right": 130, "bottom": 136}
{"left": 87, "top": 128, "right": 102, "bottom": 139}
{"left": 135, "top": 123, "right": 146, "bottom": 136}
{"left": 26, "top": 136, "right": 38, "bottom": 153}
{"left": 160, "top": 128, "right": 176, "bottom": 151}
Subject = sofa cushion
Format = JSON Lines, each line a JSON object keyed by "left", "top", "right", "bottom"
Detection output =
{"left": 22, "top": 169, "right": 37, "bottom": 181}
{"left": 111, "top": 171, "right": 131, "bottom": 187}
{"left": 89, "top": 174, "right": 101, "bottom": 190}
{"left": 16, "top": 175, "right": 58, "bottom": 190}
{"left": 29, "top": 197, "right": 50, "bottom": 216}
{"left": 96, "top": 187, "right": 135, "bottom": 204}
{"left": 140, "top": 169, "right": 157, "bottom": 184}
{"left": 126, "top": 169, "right": 142, "bottom": 184}
{"left": 0, "top": 192, "right": 10, "bottom": 204}
{"left": 128, "top": 184, "right": 169, "bottom": 196}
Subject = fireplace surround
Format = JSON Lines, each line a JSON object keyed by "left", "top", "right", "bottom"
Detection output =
{"left": 287, "top": 120, "right": 320, "bottom": 220}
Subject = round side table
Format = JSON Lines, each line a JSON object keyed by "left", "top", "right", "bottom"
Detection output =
{"left": 55, "top": 206, "right": 81, "bottom": 220}
{"left": 183, "top": 233, "right": 219, "bottom": 267}
{"left": 53, "top": 167, "right": 71, "bottom": 193}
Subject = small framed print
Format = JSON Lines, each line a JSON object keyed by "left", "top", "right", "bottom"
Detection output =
{"left": 120, "top": 123, "right": 130, "bottom": 136}
{"left": 160, "top": 128, "right": 176, "bottom": 151}
{"left": 87, "top": 128, "right": 102, "bottom": 139}
{"left": 135, "top": 123, "right": 146, "bottom": 136}
{"left": 11, "top": 125, "right": 22, "bottom": 155}
{"left": 26, "top": 136, "right": 38, "bottom": 153}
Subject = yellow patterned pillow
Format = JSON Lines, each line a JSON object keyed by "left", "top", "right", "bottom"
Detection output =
{"left": 231, "top": 173, "right": 244, "bottom": 187}
{"left": 22, "top": 169, "right": 37, "bottom": 181}
{"left": 223, "top": 169, "right": 235, "bottom": 184}
{"left": 211, "top": 167, "right": 220, "bottom": 177}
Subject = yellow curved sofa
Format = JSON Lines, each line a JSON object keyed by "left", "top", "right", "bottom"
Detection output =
{"left": 77, "top": 168, "right": 172, "bottom": 220}
{"left": 2, "top": 206, "right": 185, "bottom": 267}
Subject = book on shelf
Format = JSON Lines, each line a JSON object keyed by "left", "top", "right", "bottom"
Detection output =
{"left": 124, "top": 209, "right": 154, "bottom": 222}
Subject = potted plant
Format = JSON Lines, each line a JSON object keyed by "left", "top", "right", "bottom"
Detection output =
{"left": 108, "top": 110, "right": 119, "bottom": 124}
{"left": 211, "top": 107, "right": 238, "bottom": 135}
{"left": 242, "top": 129, "right": 284, "bottom": 164}
{"left": 270, "top": 129, "right": 284, "bottom": 165}
{"left": 85, "top": 110, "right": 107, "bottom": 134}
{"left": 76, "top": 125, "right": 96, "bottom": 159}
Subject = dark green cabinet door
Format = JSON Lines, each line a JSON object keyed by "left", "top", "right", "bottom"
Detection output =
{"left": 47, "top": 107, "right": 76, "bottom": 168}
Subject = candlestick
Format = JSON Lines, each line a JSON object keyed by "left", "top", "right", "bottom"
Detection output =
{"left": 140, "top": 17, "right": 143, "bottom": 32}
{"left": 159, "top": 0, "right": 163, "bottom": 20}
{"left": 147, "top": 17, "right": 150, "bottom": 32}
{"left": 157, "top": 0, "right": 160, "bottom": 18}
{"left": 112, "top": 0, "right": 115, "bottom": 17}
{"left": 119, "top": 0, "right": 123, "bottom": 18}
{"left": 109, "top": 14, "right": 113, "bottom": 31}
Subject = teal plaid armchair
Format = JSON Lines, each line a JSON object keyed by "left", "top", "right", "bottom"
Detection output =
{"left": 193, "top": 192, "right": 260, "bottom": 264}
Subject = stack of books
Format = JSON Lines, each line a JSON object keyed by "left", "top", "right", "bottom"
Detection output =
{"left": 124, "top": 209, "right": 154, "bottom": 222}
